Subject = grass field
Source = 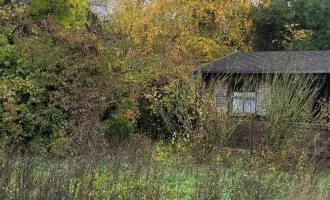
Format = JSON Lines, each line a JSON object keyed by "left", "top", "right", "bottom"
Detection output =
{"left": 1, "top": 140, "right": 330, "bottom": 200}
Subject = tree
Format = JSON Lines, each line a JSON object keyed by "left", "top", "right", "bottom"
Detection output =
{"left": 251, "top": 0, "right": 330, "bottom": 51}
{"left": 111, "top": 0, "right": 253, "bottom": 65}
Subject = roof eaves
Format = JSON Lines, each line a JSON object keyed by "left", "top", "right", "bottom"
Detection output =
{"left": 194, "top": 51, "right": 240, "bottom": 73}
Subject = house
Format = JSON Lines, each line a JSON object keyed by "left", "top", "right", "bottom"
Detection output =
{"left": 197, "top": 51, "right": 330, "bottom": 149}
{"left": 197, "top": 51, "right": 330, "bottom": 116}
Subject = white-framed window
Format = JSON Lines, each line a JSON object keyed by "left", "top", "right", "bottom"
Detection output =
{"left": 230, "top": 81, "right": 256, "bottom": 114}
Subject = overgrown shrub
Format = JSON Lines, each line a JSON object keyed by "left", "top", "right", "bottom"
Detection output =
{"left": 142, "top": 74, "right": 235, "bottom": 158}
{"left": 0, "top": 8, "right": 117, "bottom": 154}
{"left": 29, "top": 0, "right": 89, "bottom": 27}
{"left": 102, "top": 117, "right": 134, "bottom": 139}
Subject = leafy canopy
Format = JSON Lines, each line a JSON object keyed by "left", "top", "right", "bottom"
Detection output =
{"left": 252, "top": 0, "right": 330, "bottom": 51}
{"left": 112, "top": 0, "right": 253, "bottom": 64}
{"left": 29, "top": 0, "right": 89, "bottom": 27}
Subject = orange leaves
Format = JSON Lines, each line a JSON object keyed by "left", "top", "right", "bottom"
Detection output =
{"left": 262, "top": 0, "right": 271, "bottom": 8}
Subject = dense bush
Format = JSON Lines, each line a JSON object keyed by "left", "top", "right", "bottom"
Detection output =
{"left": 0, "top": 6, "right": 116, "bottom": 153}
{"left": 102, "top": 117, "right": 134, "bottom": 139}
{"left": 139, "top": 74, "right": 234, "bottom": 152}
{"left": 29, "top": 0, "right": 89, "bottom": 27}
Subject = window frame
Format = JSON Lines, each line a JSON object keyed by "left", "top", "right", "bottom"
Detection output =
{"left": 229, "top": 79, "right": 257, "bottom": 115}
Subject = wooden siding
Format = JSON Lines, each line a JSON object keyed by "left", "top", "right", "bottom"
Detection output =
{"left": 215, "top": 83, "right": 228, "bottom": 111}
{"left": 256, "top": 80, "right": 268, "bottom": 116}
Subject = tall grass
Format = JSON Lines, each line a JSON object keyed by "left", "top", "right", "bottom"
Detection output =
{"left": 0, "top": 139, "right": 329, "bottom": 200}
{"left": 263, "top": 73, "right": 325, "bottom": 150}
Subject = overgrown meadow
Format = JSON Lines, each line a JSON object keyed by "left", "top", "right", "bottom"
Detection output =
{"left": 1, "top": 139, "right": 330, "bottom": 200}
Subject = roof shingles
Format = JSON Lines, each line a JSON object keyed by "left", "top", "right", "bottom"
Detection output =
{"left": 198, "top": 51, "right": 330, "bottom": 74}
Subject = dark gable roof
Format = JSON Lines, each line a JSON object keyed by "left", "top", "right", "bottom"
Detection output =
{"left": 198, "top": 51, "right": 330, "bottom": 74}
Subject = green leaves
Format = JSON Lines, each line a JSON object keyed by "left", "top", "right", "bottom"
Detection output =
{"left": 29, "top": 0, "right": 89, "bottom": 27}
{"left": 252, "top": 0, "right": 330, "bottom": 51}
{"left": 101, "top": 117, "right": 134, "bottom": 139}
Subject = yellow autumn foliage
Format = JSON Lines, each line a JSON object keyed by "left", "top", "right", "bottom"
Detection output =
{"left": 112, "top": 0, "right": 253, "bottom": 64}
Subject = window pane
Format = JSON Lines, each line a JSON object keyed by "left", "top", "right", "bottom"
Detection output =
{"left": 232, "top": 98, "right": 243, "bottom": 112}
{"left": 244, "top": 98, "right": 256, "bottom": 113}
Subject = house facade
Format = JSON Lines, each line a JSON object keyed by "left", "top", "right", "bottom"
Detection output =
{"left": 212, "top": 74, "right": 268, "bottom": 116}
{"left": 197, "top": 51, "right": 330, "bottom": 117}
